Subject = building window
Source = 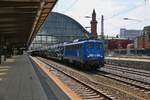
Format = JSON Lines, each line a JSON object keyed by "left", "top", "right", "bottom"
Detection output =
{"left": 148, "top": 31, "right": 150, "bottom": 41}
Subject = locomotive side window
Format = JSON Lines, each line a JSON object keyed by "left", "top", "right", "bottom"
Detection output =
{"left": 66, "top": 45, "right": 71, "bottom": 50}
{"left": 87, "top": 42, "right": 93, "bottom": 48}
{"left": 74, "top": 44, "right": 78, "bottom": 49}
{"left": 65, "top": 43, "right": 82, "bottom": 50}
{"left": 79, "top": 44, "right": 82, "bottom": 48}
{"left": 76, "top": 44, "right": 81, "bottom": 49}
{"left": 96, "top": 43, "right": 103, "bottom": 48}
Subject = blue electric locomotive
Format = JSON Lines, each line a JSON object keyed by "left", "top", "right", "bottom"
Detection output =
{"left": 30, "top": 39, "right": 105, "bottom": 70}
{"left": 63, "top": 39, "right": 105, "bottom": 70}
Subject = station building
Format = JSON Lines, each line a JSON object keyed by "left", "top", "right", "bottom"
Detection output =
{"left": 112, "top": 26, "right": 150, "bottom": 56}
{"left": 133, "top": 26, "right": 150, "bottom": 55}
{"left": 30, "top": 12, "right": 89, "bottom": 50}
{"left": 120, "top": 28, "right": 142, "bottom": 40}
{"left": 136, "top": 26, "right": 150, "bottom": 49}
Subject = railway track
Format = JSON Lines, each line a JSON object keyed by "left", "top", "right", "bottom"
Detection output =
{"left": 105, "top": 64, "right": 150, "bottom": 77}
{"left": 35, "top": 57, "right": 150, "bottom": 100}
{"left": 35, "top": 57, "right": 112, "bottom": 100}
{"left": 100, "top": 65, "right": 150, "bottom": 85}
{"left": 97, "top": 65, "right": 150, "bottom": 98}
{"left": 98, "top": 70, "right": 150, "bottom": 91}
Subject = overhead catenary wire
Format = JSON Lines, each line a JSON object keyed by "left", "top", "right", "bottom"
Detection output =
{"left": 105, "top": 3, "right": 145, "bottom": 21}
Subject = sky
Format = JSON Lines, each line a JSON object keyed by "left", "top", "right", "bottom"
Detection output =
{"left": 52, "top": 0, "right": 150, "bottom": 36}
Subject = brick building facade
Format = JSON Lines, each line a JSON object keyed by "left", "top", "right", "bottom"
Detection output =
{"left": 136, "top": 26, "right": 150, "bottom": 49}
{"left": 107, "top": 39, "right": 133, "bottom": 50}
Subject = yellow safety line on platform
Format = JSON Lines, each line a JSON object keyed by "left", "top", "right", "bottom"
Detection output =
{"left": 30, "top": 56, "right": 82, "bottom": 100}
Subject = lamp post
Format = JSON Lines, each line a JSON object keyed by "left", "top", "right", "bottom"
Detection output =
{"left": 85, "top": 26, "right": 91, "bottom": 29}
{"left": 123, "top": 18, "right": 142, "bottom": 22}
{"left": 123, "top": 17, "right": 142, "bottom": 55}
{"left": 85, "top": 16, "right": 91, "bottom": 18}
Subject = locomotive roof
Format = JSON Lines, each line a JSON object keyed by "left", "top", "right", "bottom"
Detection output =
{"left": 64, "top": 39, "right": 103, "bottom": 46}
{"left": 47, "top": 39, "right": 104, "bottom": 49}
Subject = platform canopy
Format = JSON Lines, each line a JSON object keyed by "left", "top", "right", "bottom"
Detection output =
{"left": 0, "top": 0, "right": 57, "bottom": 49}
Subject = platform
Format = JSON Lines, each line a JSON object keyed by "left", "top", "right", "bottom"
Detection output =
{"left": 105, "top": 56, "right": 150, "bottom": 62}
{"left": 0, "top": 55, "right": 54, "bottom": 100}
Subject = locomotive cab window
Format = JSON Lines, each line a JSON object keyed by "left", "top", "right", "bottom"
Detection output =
{"left": 87, "top": 42, "right": 93, "bottom": 48}
{"left": 96, "top": 43, "right": 103, "bottom": 48}
{"left": 79, "top": 44, "right": 82, "bottom": 48}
